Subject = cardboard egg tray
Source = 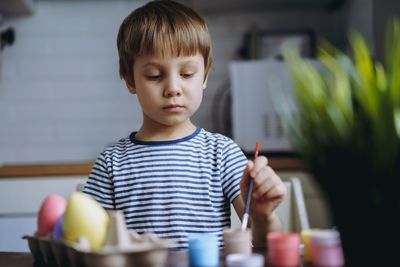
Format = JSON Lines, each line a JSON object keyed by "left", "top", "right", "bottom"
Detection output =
{"left": 23, "top": 210, "right": 175, "bottom": 267}
{"left": 23, "top": 234, "right": 172, "bottom": 267}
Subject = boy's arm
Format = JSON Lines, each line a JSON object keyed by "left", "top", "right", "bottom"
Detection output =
{"left": 232, "top": 196, "right": 283, "bottom": 248}
{"left": 233, "top": 156, "right": 286, "bottom": 248}
{"left": 251, "top": 210, "right": 282, "bottom": 248}
{"left": 83, "top": 153, "right": 115, "bottom": 210}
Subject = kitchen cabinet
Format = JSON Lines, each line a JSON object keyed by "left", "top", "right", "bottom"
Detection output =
{"left": 277, "top": 171, "right": 333, "bottom": 228}
{"left": 0, "top": 0, "right": 34, "bottom": 18}
{"left": 180, "top": 0, "right": 346, "bottom": 12}
{"left": 0, "top": 217, "right": 36, "bottom": 252}
{"left": 0, "top": 176, "right": 86, "bottom": 252}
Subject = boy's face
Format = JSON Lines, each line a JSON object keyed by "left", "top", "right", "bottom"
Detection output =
{"left": 128, "top": 53, "right": 208, "bottom": 130}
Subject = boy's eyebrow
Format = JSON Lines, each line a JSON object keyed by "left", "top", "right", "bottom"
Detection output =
{"left": 141, "top": 59, "right": 201, "bottom": 69}
{"left": 141, "top": 62, "right": 162, "bottom": 69}
{"left": 181, "top": 60, "right": 201, "bottom": 66}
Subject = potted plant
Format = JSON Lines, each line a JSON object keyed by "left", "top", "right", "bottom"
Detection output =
{"left": 278, "top": 19, "right": 400, "bottom": 266}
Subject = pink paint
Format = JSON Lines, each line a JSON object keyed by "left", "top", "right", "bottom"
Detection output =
{"left": 310, "top": 230, "right": 344, "bottom": 267}
{"left": 37, "top": 194, "right": 67, "bottom": 237}
{"left": 267, "top": 232, "right": 300, "bottom": 267}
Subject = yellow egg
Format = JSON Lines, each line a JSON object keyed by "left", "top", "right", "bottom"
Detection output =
{"left": 63, "top": 192, "right": 109, "bottom": 250}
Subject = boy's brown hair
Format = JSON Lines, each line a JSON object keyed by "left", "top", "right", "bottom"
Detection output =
{"left": 117, "top": 0, "right": 213, "bottom": 87}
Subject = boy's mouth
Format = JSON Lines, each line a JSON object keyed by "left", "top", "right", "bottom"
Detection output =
{"left": 163, "top": 104, "right": 184, "bottom": 111}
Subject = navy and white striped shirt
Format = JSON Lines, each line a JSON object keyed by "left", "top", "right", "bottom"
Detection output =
{"left": 83, "top": 128, "right": 247, "bottom": 249}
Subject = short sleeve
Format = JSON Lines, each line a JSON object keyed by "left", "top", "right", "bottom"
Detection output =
{"left": 83, "top": 152, "right": 115, "bottom": 209}
{"left": 220, "top": 139, "right": 248, "bottom": 203}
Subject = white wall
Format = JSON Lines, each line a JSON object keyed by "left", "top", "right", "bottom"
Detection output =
{"left": 0, "top": 1, "right": 145, "bottom": 164}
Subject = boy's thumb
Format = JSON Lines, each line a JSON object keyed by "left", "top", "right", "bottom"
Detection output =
{"left": 240, "top": 160, "right": 253, "bottom": 188}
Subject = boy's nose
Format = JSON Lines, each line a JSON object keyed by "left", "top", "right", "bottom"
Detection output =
{"left": 164, "top": 76, "right": 182, "bottom": 97}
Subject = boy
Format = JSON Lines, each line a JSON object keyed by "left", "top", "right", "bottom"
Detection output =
{"left": 84, "top": 0, "right": 286, "bottom": 249}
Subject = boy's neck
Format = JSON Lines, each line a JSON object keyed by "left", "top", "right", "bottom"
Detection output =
{"left": 135, "top": 121, "right": 198, "bottom": 141}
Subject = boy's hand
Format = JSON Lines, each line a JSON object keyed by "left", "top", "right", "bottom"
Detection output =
{"left": 240, "top": 156, "right": 286, "bottom": 220}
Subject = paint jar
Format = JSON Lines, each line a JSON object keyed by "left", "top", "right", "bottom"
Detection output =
{"left": 301, "top": 228, "right": 319, "bottom": 263}
{"left": 310, "top": 230, "right": 344, "bottom": 267}
{"left": 188, "top": 233, "right": 219, "bottom": 267}
{"left": 267, "top": 232, "right": 300, "bottom": 267}
{"left": 226, "top": 253, "right": 264, "bottom": 267}
{"left": 223, "top": 228, "right": 252, "bottom": 256}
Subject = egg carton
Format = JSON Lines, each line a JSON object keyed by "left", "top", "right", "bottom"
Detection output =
{"left": 23, "top": 210, "right": 175, "bottom": 267}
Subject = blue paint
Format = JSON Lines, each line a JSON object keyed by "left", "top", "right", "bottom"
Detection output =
{"left": 188, "top": 233, "right": 219, "bottom": 267}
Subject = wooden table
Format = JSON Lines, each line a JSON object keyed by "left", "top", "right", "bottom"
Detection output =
{"left": 0, "top": 251, "right": 311, "bottom": 267}
{"left": 0, "top": 251, "right": 199, "bottom": 267}
{"left": 0, "top": 251, "right": 293, "bottom": 267}
{"left": 0, "top": 253, "right": 36, "bottom": 267}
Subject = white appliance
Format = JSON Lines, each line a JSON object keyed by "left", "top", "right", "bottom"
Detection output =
{"left": 229, "top": 59, "right": 319, "bottom": 153}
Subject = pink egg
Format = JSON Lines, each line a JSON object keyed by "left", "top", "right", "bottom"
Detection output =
{"left": 37, "top": 194, "right": 67, "bottom": 237}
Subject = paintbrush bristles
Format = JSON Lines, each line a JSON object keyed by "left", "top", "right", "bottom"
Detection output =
{"left": 241, "top": 214, "right": 249, "bottom": 231}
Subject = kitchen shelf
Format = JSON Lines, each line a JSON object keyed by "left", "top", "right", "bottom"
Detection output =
{"left": 0, "top": 156, "right": 307, "bottom": 179}
{"left": 0, "top": 162, "right": 93, "bottom": 178}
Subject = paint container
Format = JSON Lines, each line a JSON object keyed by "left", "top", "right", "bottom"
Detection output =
{"left": 226, "top": 253, "right": 264, "bottom": 267}
{"left": 267, "top": 232, "right": 300, "bottom": 267}
{"left": 301, "top": 228, "right": 319, "bottom": 263}
{"left": 188, "top": 233, "right": 219, "bottom": 267}
{"left": 310, "top": 230, "right": 344, "bottom": 267}
{"left": 223, "top": 229, "right": 252, "bottom": 256}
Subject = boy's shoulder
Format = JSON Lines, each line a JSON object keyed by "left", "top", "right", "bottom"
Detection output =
{"left": 101, "top": 135, "right": 132, "bottom": 154}
{"left": 198, "top": 128, "right": 237, "bottom": 145}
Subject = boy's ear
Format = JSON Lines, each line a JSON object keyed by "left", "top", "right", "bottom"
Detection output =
{"left": 124, "top": 79, "right": 136, "bottom": 94}
{"left": 202, "top": 75, "right": 209, "bottom": 89}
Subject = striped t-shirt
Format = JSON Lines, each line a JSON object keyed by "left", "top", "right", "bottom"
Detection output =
{"left": 83, "top": 128, "right": 248, "bottom": 249}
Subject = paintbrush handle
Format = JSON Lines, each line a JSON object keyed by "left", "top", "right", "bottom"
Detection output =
{"left": 244, "top": 179, "right": 254, "bottom": 214}
{"left": 240, "top": 179, "right": 254, "bottom": 231}
{"left": 241, "top": 142, "right": 260, "bottom": 231}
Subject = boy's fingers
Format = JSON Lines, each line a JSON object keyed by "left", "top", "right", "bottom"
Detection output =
{"left": 250, "top": 156, "right": 268, "bottom": 178}
{"left": 260, "top": 184, "right": 287, "bottom": 202}
{"left": 253, "top": 170, "right": 274, "bottom": 198}
{"left": 252, "top": 166, "right": 283, "bottom": 198}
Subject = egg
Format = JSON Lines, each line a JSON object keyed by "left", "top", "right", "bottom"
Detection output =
{"left": 37, "top": 194, "right": 67, "bottom": 237}
{"left": 63, "top": 192, "right": 109, "bottom": 250}
{"left": 51, "top": 215, "right": 64, "bottom": 240}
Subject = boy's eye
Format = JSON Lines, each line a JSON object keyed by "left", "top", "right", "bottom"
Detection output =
{"left": 181, "top": 73, "right": 194, "bottom": 78}
{"left": 146, "top": 75, "right": 162, "bottom": 81}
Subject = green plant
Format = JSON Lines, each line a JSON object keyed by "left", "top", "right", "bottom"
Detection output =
{"left": 278, "top": 20, "right": 400, "bottom": 266}
{"left": 281, "top": 19, "right": 400, "bottom": 179}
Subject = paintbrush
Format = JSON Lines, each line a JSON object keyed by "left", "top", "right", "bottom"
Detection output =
{"left": 241, "top": 141, "right": 260, "bottom": 231}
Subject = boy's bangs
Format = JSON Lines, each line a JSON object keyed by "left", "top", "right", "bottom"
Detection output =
{"left": 140, "top": 23, "right": 208, "bottom": 58}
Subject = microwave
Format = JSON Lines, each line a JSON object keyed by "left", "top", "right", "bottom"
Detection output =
{"left": 229, "top": 59, "right": 320, "bottom": 153}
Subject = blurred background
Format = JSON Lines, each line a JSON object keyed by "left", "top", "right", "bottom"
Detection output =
{"left": 0, "top": 0, "right": 399, "bottom": 252}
